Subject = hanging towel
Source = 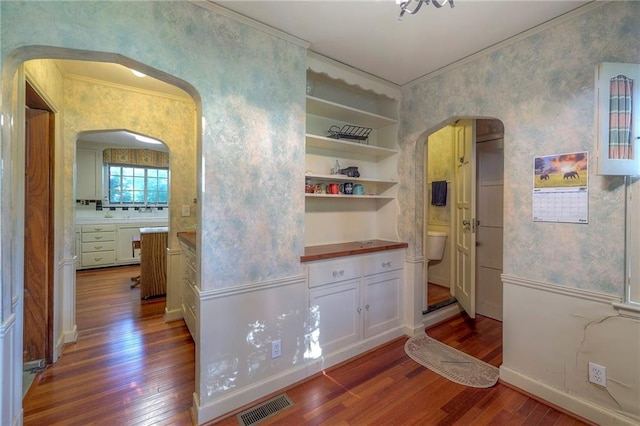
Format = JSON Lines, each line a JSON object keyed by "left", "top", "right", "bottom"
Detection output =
{"left": 431, "top": 181, "right": 447, "bottom": 206}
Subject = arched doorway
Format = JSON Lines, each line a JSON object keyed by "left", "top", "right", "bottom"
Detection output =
{"left": 8, "top": 51, "right": 200, "bottom": 414}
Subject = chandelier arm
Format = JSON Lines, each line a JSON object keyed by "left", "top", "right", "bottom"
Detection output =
{"left": 431, "top": 0, "right": 454, "bottom": 8}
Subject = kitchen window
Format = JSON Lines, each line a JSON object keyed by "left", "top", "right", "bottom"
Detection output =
{"left": 106, "top": 164, "right": 168, "bottom": 206}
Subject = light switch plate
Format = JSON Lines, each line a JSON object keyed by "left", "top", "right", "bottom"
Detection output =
{"left": 181, "top": 205, "right": 190, "bottom": 217}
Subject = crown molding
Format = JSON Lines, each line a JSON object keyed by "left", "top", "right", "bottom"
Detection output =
{"left": 62, "top": 72, "right": 194, "bottom": 104}
{"left": 192, "top": 1, "right": 311, "bottom": 50}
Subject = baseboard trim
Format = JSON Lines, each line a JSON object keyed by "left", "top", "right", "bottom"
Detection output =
{"left": 63, "top": 325, "right": 78, "bottom": 344}
{"left": 500, "top": 366, "right": 639, "bottom": 426}
{"left": 163, "top": 307, "right": 183, "bottom": 323}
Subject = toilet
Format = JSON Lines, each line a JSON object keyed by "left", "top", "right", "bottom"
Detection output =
{"left": 426, "top": 231, "right": 447, "bottom": 261}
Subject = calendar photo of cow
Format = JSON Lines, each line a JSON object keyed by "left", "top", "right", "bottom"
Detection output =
{"left": 533, "top": 151, "right": 588, "bottom": 189}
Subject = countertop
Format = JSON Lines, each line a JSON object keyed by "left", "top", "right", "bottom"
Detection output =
{"left": 301, "top": 239, "right": 408, "bottom": 263}
{"left": 76, "top": 216, "right": 168, "bottom": 225}
{"left": 140, "top": 226, "right": 169, "bottom": 234}
{"left": 177, "top": 231, "right": 196, "bottom": 250}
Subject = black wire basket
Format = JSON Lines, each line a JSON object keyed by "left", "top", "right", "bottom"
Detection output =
{"left": 328, "top": 125, "right": 372, "bottom": 144}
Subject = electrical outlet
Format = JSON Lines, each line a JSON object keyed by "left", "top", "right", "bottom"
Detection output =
{"left": 589, "top": 362, "right": 607, "bottom": 386}
{"left": 181, "top": 205, "right": 191, "bottom": 217}
{"left": 271, "top": 339, "right": 282, "bottom": 359}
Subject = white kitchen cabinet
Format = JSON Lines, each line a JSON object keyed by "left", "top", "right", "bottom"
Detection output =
{"left": 306, "top": 249, "right": 404, "bottom": 360}
{"left": 305, "top": 53, "right": 401, "bottom": 246}
{"left": 595, "top": 62, "right": 640, "bottom": 175}
{"left": 115, "top": 225, "right": 141, "bottom": 265}
{"left": 76, "top": 148, "right": 103, "bottom": 200}
{"left": 79, "top": 224, "right": 116, "bottom": 268}
{"left": 179, "top": 239, "right": 198, "bottom": 343}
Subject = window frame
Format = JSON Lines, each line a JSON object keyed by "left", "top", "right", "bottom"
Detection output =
{"left": 104, "top": 163, "right": 169, "bottom": 207}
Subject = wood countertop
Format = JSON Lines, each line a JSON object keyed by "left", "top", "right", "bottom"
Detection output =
{"left": 177, "top": 231, "right": 196, "bottom": 250}
{"left": 301, "top": 239, "right": 408, "bottom": 263}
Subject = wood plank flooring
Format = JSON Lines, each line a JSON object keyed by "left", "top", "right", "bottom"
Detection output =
{"left": 427, "top": 282, "right": 453, "bottom": 307}
{"left": 23, "top": 266, "right": 591, "bottom": 426}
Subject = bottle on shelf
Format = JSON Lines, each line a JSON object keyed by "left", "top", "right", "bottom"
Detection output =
{"left": 332, "top": 159, "right": 341, "bottom": 175}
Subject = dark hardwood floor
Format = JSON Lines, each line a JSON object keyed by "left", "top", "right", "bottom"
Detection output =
{"left": 22, "top": 266, "right": 591, "bottom": 425}
{"left": 427, "top": 282, "right": 453, "bottom": 307}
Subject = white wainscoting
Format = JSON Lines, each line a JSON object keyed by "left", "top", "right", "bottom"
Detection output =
{"left": 501, "top": 274, "right": 639, "bottom": 426}
{"left": 0, "top": 312, "right": 21, "bottom": 426}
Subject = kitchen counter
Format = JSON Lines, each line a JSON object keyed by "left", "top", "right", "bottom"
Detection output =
{"left": 76, "top": 216, "right": 168, "bottom": 225}
{"left": 177, "top": 231, "right": 196, "bottom": 250}
{"left": 140, "top": 226, "right": 169, "bottom": 234}
{"left": 301, "top": 239, "right": 408, "bottom": 263}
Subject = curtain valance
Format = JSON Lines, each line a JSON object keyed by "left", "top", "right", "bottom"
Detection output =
{"left": 103, "top": 148, "right": 169, "bottom": 168}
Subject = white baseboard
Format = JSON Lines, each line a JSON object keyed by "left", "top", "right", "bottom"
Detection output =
{"left": 163, "top": 307, "right": 183, "bottom": 323}
{"left": 63, "top": 325, "right": 78, "bottom": 344}
{"left": 500, "top": 366, "right": 639, "bottom": 426}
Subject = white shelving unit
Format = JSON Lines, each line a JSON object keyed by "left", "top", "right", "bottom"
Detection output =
{"left": 305, "top": 54, "right": 401, "bottom": 246}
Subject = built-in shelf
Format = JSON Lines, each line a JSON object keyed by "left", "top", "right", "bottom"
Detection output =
{"left": 306, "top": 96, "right": 398, "bottom": 129}
{"left": 305, "top": 173, "right": 397, "bottom": 186}
{"left": 305, "top": 133, "right": 398, "bottom": 160}
{"left": 305, "top": 193, "right": 394, "bottom": 200}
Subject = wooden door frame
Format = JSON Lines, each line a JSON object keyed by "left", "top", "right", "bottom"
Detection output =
{"left": 25, "top": 81, "right": 55, "bottom": 365}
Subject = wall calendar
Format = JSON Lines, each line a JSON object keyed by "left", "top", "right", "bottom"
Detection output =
{"left": 533, "top": 151, "right": 588, "bottom": 223}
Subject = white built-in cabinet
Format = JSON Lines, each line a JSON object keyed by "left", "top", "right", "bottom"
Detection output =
{"left": 595, "top": 62, "right": 640, "bottom": 176}
{"left": 305, "top": 53, "right": 401, "bottom": 245}
{"left": 180, "top": 240, "right": 198, "bottom": 343}
{"left": 76, "top": 148, "right": 103, "bottom": 200}
{"left": 307, "top": 250, "right": 404, "bottom": 358}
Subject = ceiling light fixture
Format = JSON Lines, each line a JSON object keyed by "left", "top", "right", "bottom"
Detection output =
{"left": 131, "top": 69, "right": 147, "bottom": 78}
{"left": 396, "top": 0, "right": 454, "bottom": 21}
{"left": 134, "top": 134, "right": 162, "bottom": 145}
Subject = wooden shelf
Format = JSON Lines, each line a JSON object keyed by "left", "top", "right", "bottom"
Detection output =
{"left": 306, "top": 133, "right": 398, "bottom": 160}
{"left": 306, "top": 96, "right": 398, "bottom": 129}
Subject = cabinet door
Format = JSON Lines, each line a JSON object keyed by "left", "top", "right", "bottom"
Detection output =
{"left": 76, "top": 149, "right": 102, "bottom": 199}
{"left": 309, "top": 280, "right": 361, "bottom": 357}
{"left": 596, "top": 62, "right": 640, "bottom": 175}
{"left": 116, "top": 226, "right": 141, "bottom": 263}
{"left": 363, "top": 271, "right": 402, "bottom": 338}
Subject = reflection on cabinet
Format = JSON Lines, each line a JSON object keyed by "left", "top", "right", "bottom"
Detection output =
{"left": 179, "top": 236, "right": 198, "bottom": 343}
{"left": 595, "top": 62, "right": 640, "bottom": 175}
{"left": 307, "top": 249, "right": 404, "bottom": 361}
{"left": 305, "top": 54, "right": 401, "bottom": 246}
{"left": 115, "top": 225, "right": 141, "bottom": 265}
{"left": 78, "top": 224, "right": 116, "bottom": 268}
{"left": 76, "top": 148, "right": 102, "bottom": 200}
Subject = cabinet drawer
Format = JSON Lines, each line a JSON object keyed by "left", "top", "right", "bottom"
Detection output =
{"left": 183, "top": 304, "right": 197, "bottom": 341}
{"left": 183, "top": 262, "right": 196, "bottom": 285}
{"left": 81, "top": 251, "right": 116, "bottom": 267}
{"left": 81, "top": 241, "right": 116, "bottom": 253}
{"left": 183, "top": 280, "right": 198, "bottom": 314}
{"left": 308, "top": 257, "right": 362, "bottom": 288}
{"left": 183, "top": 247, "right": 197, "bottom": 270}
{"left": 81, "top": 231, "right": 115, "bottom": 243}
{"left": 81, "top": 224, "right": 116, "bottom": 233}
{"left": 364, "top": 250, "right": 404, "bottom": 276}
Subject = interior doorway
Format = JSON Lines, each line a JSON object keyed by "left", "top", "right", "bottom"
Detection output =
{"left": 424, "top": 118, "right": 504, "bottom": 320}
{"left": 24, "top": 82, "right": 55, "bottom": 369}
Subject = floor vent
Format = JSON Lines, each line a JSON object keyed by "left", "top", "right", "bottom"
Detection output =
{"left": 236, "top": 393, "right": 293, "bottom": 426}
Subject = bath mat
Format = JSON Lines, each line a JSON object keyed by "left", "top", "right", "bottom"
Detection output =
{"left": 404, "top": 334, "right": 499, "bottom": 388}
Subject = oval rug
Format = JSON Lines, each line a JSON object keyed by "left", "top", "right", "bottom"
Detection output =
{"left": 404, "top": 334, "right": 499, "bottom": 388}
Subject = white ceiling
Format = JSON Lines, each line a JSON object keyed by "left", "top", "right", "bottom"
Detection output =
{"left": 214, "top": 0, "right": 593, "bottom": 86}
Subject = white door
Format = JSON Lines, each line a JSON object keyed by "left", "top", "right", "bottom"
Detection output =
{"left": 453, "top": 120, "right": 476, "bottom": 318}
{"left": 476, "top": 139, "right": 504, "bottom": 320}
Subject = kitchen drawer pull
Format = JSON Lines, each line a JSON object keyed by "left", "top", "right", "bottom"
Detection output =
{"left": 332, "top": 269, "right": 345, "bottom": 278}
{"left": 94, "top": 236, "right": 103, "bottom": 240}
{"left": 381, "top": 261, "right": 392, "bottom": 268}
{"left": 94, "top": 257, "right": 103, "bottom": 261}
{"left": 94, "top": 245, "right": 103, "bottom": 249}
{"left": 357, "top": 307, "right": 362, "bottom": 314}
{"left": 365, "top": 304, "right": 370, "bottom": 310}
